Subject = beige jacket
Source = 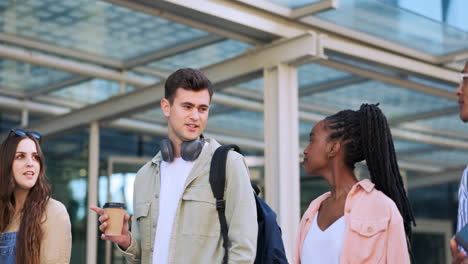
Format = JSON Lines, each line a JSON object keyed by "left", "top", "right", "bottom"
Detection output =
{"left": 3, "top": 198, "right": 72, "bottom": 264}
{"left": 119, "top": 138, "right": 258, "bottom": 264}
{"left": 41, "top": 198, "right": 72, "bottom": 264}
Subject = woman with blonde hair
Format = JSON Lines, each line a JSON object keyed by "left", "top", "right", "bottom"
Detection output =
{"left": 0, "top": 129, "right": 71, "bottom": 264}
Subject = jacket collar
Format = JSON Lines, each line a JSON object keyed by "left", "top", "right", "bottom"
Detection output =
{"left": 351, "top": 179, "right": 375, "bottom": 194}
{"left": 151, "top": 138, "right": 221, "bottom": 186}
{"left": 302, "top": 192, "right": 330, "bottom": 221}
{"left": 150, "top": 138, "right": 220, "bottom": 164}
{"left": 151, "top": 152, "right": 162, "bottom": 164}
{"left": 302, "top": 179, "right": 375, "bottom": 221}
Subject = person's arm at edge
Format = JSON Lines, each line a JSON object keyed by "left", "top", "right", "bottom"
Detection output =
{"left": 451, "top": 168, "right": 468, "bottom": 264}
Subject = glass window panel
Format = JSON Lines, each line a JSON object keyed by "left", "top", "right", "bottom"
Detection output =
{"left": 300, "top": 178, "right": 329, "bottom": 214}
{"left": 268, "top": 0, "right": 321, "bottom": 8}
{"left": 407, "top": 149, "right": 468, "bottom": 167}
{"left": 0, "top": 110, "right": 21, "bottom": 136}
{"left": 146, "top": 40, "right": 252, "bottom": 72}
{"left": 48, "top": 79, "right": 121, "bottom": 105}
{"left": 0, "top": 0, "right": 212, "bottom": 60}
{"left": 0, "top": 58, "right": 76, "bottom": 92}
{"left": 393, "top": 139, "right": 434, "bottom": 153}
{"left": 327, "top": 53, "right": 458, "bottom": 91}
{"left": 298, "top": 63, "right": 352, "bottom": 88}
{"left": 407, "top": 76, "right": 456, "bottom": 92}
{"left": 299, "top": 121, "right": 314, "bottom": 142}
{"left": 309, "top": 0, "right": 468, "bottom": 55}
{"left": 223, "top": 78, "right": 264, "bottom": 102}
{"left": 382, "top": 0, "right": 468, "bottom": 32}
{"left": 137, "top": 104, "right": 228, "bottom": 123}
{"left": 128, "top": 71, "right": 160, "bottom": 83}
{"left": 299, "top": 80, "right": 456, "bottom": 119}
{"left": 207, "top": 109, "right": 263, "bottom": 138}
{"left": 409, "top": 182, "right": 457, "bottom": 264}
{"left": 41, "top": 130, "right": 90, "bottom": 264}
{"left": 410, "top": 114, "right": 468, "bottom": 134}
{"left": 137, "top": 107, "right": 166, "bottom": 122}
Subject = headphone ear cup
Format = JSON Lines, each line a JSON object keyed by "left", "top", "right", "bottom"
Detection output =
{"left": 181, "top": 139, "right": 204, "bottom": 161}
{"left": 160, "top": 138, "right": 174, "bottom": 162}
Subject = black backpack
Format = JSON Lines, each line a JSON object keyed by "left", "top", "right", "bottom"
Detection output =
{"left": 209, "top": 145, "right": 289, "bottom": 264}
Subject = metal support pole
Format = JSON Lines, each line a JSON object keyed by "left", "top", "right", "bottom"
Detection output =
{"left": 86, "top": 121, "right": 100, "bottom": 264}
{"left": 119, "top": 71, "right": 127, "bottom": 94}
{"left": 21, "top": 100, "right": 29, "bottom": 127}
{"left": 105, "top": 158, "right": 114, "bottom": 264}
{"left": 263, "top": 64, "right": 300, "bottom": 262}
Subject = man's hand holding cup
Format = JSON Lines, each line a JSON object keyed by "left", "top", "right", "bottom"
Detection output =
{"left": 90, "top": 203, "right": 132, "bottom": 251}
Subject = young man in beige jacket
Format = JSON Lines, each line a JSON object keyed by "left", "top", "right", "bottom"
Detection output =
{"left": 91, "top": 68, "right": 257, "bottom": 264}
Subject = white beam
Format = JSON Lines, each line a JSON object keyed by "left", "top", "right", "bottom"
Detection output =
{"left": 0, "top": 44, "right": 153, "bottom": 87}
{"left": 397, "top": 160, "right": 444, "bottom": 174}
{"left": 205, "top": 32, "right": 319, "bottom": 83}
{"left": 148, "top": 0, "right": 460, "bottom": 82}
{"left": 232, "top": 0, "right": 291, "bottom": 16}
{"left": 0, "top": 95, "right": 70, "bottom": 115}
{"left": 123, "top": 35, "right": 225, "bottom": 69}
{"left": 28, "top": 76, "right": 91, "bottom": 98}
{"left": 436, "top": 50, "right": 468, "bottom": 64}
{"left": 233, "top": 0, "right": 338, "bottom": 19}
{"left": 392, "top": 127, "right": 468, "bottom": 150}
{"left": 0, "top": 31, "right": 175, "bottom": 80}
{"left": 157, "top": 0, "right": 306, "bottom": 38}
{"left": 290, "top": 0, "right": 338, "bottom": 19}
{"left": 103, "top": 0, "right": 264, "bottom": 45}
{"left": 317, "top": 59, "right": 457, "bottom": 100}
{"left": 26, "top": 82, "right": 165, "bottom": 136}
{"left": 299, "top": 15, "right": 440, "bottom": 64}
{"left": 86, "top": 121, "right": 99, "bottom": 264}
{"left": 25, "top": 32, "right": 319, "bottom": 137}
{"left": 389, "top": 107, "right": 459, "bottom": 125}
{"left": 0, "top": 32, "right": 123, "bottom": 68}
{"left": 298, "top": 75, "right": 367, "bottom": 96}
{"left": 322, "top": 37, "right": 459, "bottom": 84}
{"left": 398, "top": 123, "right": 468, "bottom": 142}
{"left": 109, "top": 118, "right": 265, "bottom": 150}
{"left": 264, "top": 64, "right": 299, "bottom": 261}
{"left": 21, "top": 101, "right": 29, "bottom": 127}
{"left": 408, "top": 167, "right": 465, "bottom": 189}
{"left": 132, "top": 67, "right": 171, "bottom": 79}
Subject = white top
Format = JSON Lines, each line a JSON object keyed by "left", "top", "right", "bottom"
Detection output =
{"left": 152, "top": 157, "right": 195, "bottom": 264}
{"left": 301, "top": 213, "right": 346, "bottom": 264}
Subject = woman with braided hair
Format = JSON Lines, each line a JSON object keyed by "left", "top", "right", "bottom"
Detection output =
{"left": 294, "top": 104, "right": 415, "bottom": 264}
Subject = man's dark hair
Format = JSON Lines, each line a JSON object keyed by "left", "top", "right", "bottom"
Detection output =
{"left": 325, "top": 103, "right": 416, "bottom": 255}
{"left": 164, "top": 68, "right": 213, "bottom": 104}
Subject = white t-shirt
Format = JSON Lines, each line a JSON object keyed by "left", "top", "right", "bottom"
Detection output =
{"left": 152, "top": 157, "right": 195, "bottom": 264}
{"left": 301, "top": 213, "right": 346, "bottom": 264}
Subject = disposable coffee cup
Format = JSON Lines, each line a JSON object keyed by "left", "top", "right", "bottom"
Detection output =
{"left": 103, "top": 202, "right": 126, "bottom": 236}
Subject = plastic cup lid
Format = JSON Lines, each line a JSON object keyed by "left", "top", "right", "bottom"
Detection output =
{"left": 103, "top": 202, "right": 126, "bottom": 209}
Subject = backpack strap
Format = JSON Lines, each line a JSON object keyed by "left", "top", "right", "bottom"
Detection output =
{"left": 209, "top": 144, "right": 241, "bottom": 264}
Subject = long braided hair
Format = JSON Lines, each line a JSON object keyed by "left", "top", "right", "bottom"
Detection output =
{"left": 325, "top": 103, "right": 415, "bottom": 248}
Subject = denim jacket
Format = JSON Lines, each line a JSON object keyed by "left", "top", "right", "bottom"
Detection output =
{"left": 118, "top": 138, "right": 258, "bottom": 263}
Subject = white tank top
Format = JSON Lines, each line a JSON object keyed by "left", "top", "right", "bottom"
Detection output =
{"left": 301, "top": 213, "right": 346, "bottom": 264}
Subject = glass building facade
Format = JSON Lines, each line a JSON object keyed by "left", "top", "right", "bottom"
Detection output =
{"left": 0, "top": 0, "right": 466, "bottom": 263}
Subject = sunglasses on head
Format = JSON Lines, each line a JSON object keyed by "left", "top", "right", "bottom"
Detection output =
{"left": 460, "top": 73, "right": 468, "bottom": 82}
{"left": 10, "top": 129, "right": 42, "bottom": 143}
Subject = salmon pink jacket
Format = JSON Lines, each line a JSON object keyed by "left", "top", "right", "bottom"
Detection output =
{"left": 294, "top": 179, "right": 410, "bottom": 264}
